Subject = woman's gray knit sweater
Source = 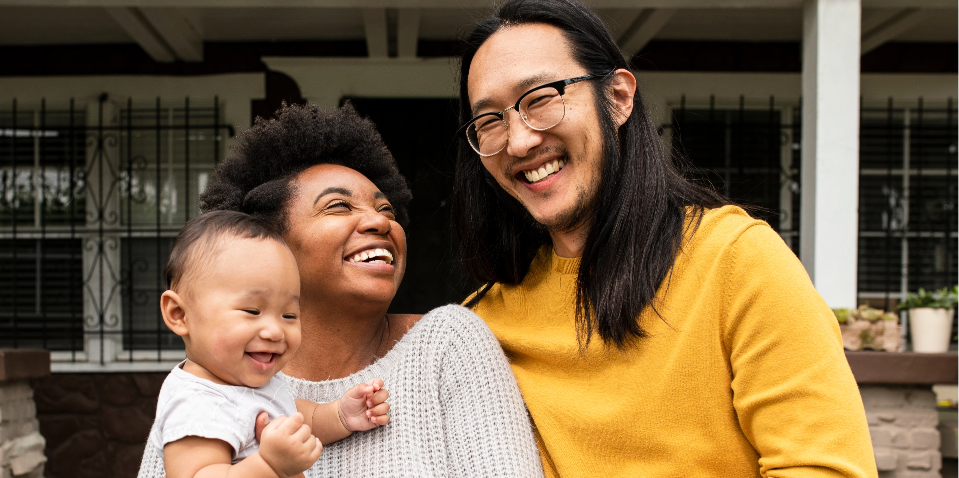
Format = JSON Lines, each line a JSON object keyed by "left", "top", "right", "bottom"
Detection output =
{"left": 137, "top": 304, "right": 544, "bottom": 477}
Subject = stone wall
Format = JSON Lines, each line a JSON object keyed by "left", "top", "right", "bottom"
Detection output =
{"left": 861, "top": 385, "right": 943, "bottom": 477}
{"left": 1, "top": 382, "right": 46, "bottom": 478}
{"left": 33, "top": 373, "right": 167, "bottom": 478}
{"left": 0, "top": 350, "right": 51, "bottom": 478}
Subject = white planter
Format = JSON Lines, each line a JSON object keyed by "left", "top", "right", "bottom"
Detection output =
{"left": 909, "top": 308, "right": 955, "bottom": 353}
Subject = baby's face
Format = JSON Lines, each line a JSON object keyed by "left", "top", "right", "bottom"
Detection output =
{"left": 181, "top": 238, "right": 302, "bottom": 388}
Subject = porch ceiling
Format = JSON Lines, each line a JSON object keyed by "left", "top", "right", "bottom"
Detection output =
{"left": 0, "top": 1, "right": 953, "bottom": 60}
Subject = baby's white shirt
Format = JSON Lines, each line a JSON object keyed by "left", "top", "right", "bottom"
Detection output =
{"left": 148, "top": 361, "right": 297, "bottom": 463}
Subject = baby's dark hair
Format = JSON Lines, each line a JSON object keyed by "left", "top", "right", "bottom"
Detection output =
{"left": 164, "top": 210, "right": 287, "bottom": 290}
{"left": 199, "top": 102, "right": 412, "bottom": 233}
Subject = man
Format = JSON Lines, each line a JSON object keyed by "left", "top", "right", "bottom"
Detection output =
{"left": 451, "top": 0, "right": 877, "bottom": 477}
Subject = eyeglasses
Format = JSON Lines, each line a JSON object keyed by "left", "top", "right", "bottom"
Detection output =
{"left": 458, "top": 74, "right": 604, "bottom": 157}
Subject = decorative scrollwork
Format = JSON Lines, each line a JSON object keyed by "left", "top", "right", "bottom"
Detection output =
{"left": 132, "top": 289, "right": 152, "bottom": 308}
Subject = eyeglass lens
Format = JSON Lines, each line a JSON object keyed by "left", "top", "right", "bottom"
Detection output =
{"left": 467, "top": 86, "right": 567, "bottom": 156}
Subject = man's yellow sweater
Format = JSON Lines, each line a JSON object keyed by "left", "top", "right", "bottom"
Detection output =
{"left": 471, "top": 206, "right": 877, "bottom": 478}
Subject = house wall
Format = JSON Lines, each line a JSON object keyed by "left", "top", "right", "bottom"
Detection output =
{"left": 32, "top": 373, "right": 166, "bottom": 478}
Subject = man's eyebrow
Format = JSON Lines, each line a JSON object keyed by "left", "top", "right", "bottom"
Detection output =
{"left": 470, "top": 72, "right": 555, "bottom": 117}
{"left": 313, "top": 187, "right": 352, "bottom": 207}
{"left": 374, "top": 191, "right": 387, "bottom": 199}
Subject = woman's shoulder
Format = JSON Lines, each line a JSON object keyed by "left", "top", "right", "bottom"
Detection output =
{"left": 409, "top": 304, "right": 499, "bottom": 350}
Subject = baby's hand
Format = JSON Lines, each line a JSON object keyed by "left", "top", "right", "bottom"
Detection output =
{"left": 258, "top": 412, "right": 322, "bottom": 478}
{"left": 338, "top": 378, "right": 390, "bottom": 432}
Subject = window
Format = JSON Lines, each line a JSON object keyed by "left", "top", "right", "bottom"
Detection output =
{"left": 0, "top": 97, "right": 229, "bottom": 365}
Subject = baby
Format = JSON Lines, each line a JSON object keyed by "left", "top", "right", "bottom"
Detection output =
{"left": 147, "top": 210, "right": 390, "bottom": 478}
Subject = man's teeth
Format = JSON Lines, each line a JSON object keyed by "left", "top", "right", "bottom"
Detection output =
{"left": 524, "top": 159, "right": 567, "bottom": 184}
{"left": 347, "top": 248, "right": 394, "bottom": 264}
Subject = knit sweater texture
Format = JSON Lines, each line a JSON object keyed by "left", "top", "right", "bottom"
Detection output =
{"left": 137, "top": 304, "right": 544, "bottom": 478}
{"left": 471, "top": 206, "right": 877, "bottom": 478}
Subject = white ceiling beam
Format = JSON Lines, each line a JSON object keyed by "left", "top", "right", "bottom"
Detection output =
{"left": 139, "top": 8, "right": 203, "bottom": 61}
{"left": 396, "top": 8, "right": 421, "bottom": 58}
{"left": 104, "top": 7, "right": 176, "bottom": 62}
{"left": 618, "top": 8, "right": 677, "bottom": 57}
{"left": 362, "top": 8, "right": 389, "bottom": 58}
{"left": 861, "top": 8, "right": 924, "bottom": 54}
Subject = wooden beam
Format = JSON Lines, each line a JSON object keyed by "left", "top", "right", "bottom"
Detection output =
{"left": 861, "top": 8, "right": 924, "bottom": 54}
{"left": 0, "top": 0, "right": 954, "bottom": 8}
{"left": 618, "top": 8, "right": 677, "bottom": 57}
{"left": 104, "top": 7, "right": 176, "bottom": 62}
{"left": 362, "top": 8, "right": 389, "bottom": 58}
{"left": 861, "top": 8, "right": 903, "bottom": 33}
{"left": 397, "top": 8, "right": 421, "bottom": 58}
{"left": 140, "top": 7, "right": 204, "bottom": 62}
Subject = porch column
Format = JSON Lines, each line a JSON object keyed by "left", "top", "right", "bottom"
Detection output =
{"left": 800, "top": 0, "right": 861, "bottom": 309}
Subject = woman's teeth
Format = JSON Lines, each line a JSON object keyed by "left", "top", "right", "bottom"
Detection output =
{"left": 348, "top": 248, "right": 394, "bottom": 264}
{"left": 524, "top": 159, "right": 566, "bottom": 184}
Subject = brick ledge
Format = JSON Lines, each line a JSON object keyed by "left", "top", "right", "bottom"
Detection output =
{"left": 846, "top": 350, "right": 957, "bottom": 385}
{"left": 0, "top": 349, "right": 51, "bottom": 382}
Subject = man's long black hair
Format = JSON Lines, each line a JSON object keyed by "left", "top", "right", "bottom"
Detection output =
{"left": 453, "top": 0, "right": 730, "bottom": 350}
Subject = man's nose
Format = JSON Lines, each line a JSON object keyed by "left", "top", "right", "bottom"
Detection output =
{"left": 504, "top": 111, "right": 544, "bottom": 158}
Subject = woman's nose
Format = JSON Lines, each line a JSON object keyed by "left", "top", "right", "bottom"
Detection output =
{"left": 358, "top": 209, "right": 392, "bottom": 235}
{"left": 504, "top": 111, "right": 544, "bottom": 158}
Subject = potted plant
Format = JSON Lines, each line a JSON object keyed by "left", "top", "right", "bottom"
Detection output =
{"left": 833, "top": 306, "right": 902, "bottom": 352}
{"left": 898, "top": 286, "right": 958, "bottom": 353}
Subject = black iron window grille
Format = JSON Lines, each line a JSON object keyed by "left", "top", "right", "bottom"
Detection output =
{"left": 1, "top": 95, "right": 232, "bottom": 365}
{"left": 669, "top": 95, "right": 957, "bottom": 343}
{"left": 668, "top": 95, "right": 801, "bottom": 252}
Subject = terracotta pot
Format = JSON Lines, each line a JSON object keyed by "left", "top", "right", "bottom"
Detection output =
{"left": 909, "top": 308, "right": 955, "bottom": 353}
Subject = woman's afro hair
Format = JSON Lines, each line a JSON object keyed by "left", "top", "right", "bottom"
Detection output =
{"left": 199, "top": 102, "right": 412, "bottom": 232}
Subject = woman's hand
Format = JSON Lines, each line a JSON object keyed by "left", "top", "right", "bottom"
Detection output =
{"left": 338, "top": 378, "right": 391, "bottom": 431}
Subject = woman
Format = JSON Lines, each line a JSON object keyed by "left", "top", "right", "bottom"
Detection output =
{"left": 138, "top": 103, "right": 543, "bottom": 477}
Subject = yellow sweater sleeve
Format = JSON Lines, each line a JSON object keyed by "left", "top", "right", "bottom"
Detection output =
{"left": 722, "top": 223, "right": 877, "bottom": 477}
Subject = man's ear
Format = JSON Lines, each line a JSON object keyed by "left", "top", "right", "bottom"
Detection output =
{"left": 607, "top": 68, "right": 637, "bottom": 127}
{"left": 160, "top": 290, "right": 190, "bottom": 337}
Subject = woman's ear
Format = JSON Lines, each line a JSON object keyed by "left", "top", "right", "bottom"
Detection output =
{"left": 160, "top": 290, "right": 190, "bottom": 337}
{"left": 608, "top": 68, "right": 637, "bottom": 127}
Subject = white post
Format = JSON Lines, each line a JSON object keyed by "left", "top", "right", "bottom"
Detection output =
{"left": 800, "top": 0, "right": 861, "bottom": 309}
{"left": 83, "top": 98, "right": 123, "bottom": 364}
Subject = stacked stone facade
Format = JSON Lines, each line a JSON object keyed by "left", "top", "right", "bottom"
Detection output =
{"left": 0, "top": 381, "right": 46, "bottom": 478}
{"left": 861, "top": 386, "right": 943, "bottom": 477}
{"left": 33, "top": 373, "right": 167, "bottom": 478}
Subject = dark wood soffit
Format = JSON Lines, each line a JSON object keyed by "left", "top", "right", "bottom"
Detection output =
{"left": 846, "top": 350, "right": 957, "bottom": 385}
{"left": 0, "top": 349, "right": 51, "bottom": 382}
{"left": 0, "top": 40, "right": 953, "bottom": 77}
{"left": 631, "top": 40, "right": 957, "bottom": 74}
{"left": 0, "top": 40, "right": 460, "bottom": 77}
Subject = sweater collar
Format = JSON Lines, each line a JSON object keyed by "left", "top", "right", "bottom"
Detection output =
{"left": 546, "top": 246, "right": 581, "bottom": 275}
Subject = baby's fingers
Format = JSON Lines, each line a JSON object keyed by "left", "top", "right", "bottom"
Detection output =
{"left": 277, "top": 412, "right": 305, "bottom": 435}
{"left": 309, "top": 437, "right": 323, "bottom": 461}
{"left": 367, "top": 402, "right": 390, "bottom": 426}
{"left": 367, "top": 388, "right": 390, "bottom": 408}
{"left": 292, "top": 422, "right": 313, "bottom": 444}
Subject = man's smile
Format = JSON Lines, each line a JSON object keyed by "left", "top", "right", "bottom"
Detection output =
{"left": 521, "top": 158, "right": 567, "bottom": 184}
